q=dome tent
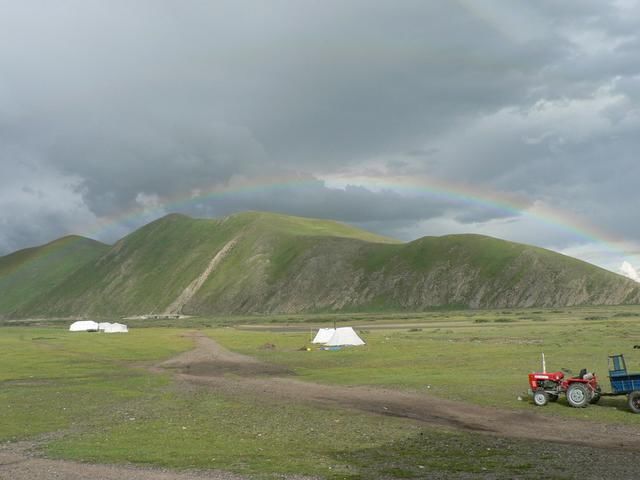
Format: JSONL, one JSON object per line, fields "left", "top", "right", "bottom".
{"left": 69, "top": 321, "right": 99, "bottom": 332}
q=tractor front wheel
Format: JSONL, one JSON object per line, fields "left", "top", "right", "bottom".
{"left": 533, "top": 389, "right": 549, "bottom": 406}
{"left": 567, "top": 383, "right": 589, "bottom": 408}
{"left": 627, "top": 391, "right": 640, "bottom": 413}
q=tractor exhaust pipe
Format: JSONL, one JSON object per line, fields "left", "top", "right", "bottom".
{"left": 542, "top": 353, "right": 546, "bottom": 373}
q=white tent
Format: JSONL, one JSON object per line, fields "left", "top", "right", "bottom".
{"left": 312, "top": 328, "right": 335, "bottom": 344}
{"left": 324, "top": 327, "right": 365, "bottom": 347}
{"left": 98, "top": 322, "right": 112, "bottom": 332}
{"left": 104, "top": 323, "right": 128, "bottom": 333}
{"left": 69, "top": 320, "right": 99, "bottom": 332}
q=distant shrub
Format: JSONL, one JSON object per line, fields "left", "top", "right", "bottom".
{"left": 408, "top": 328, "right": 422, "bottom": 332}
{"left": 584, "top": 316, "right": 607, "bottom": 321}
{"left": 531, "top": 318, "right": 547, "bottom": 322}
{"left": 613, "top": 312, "right": 640, "bottom": 318}
{"left": 494, "top": 318, "right": 516, "bottom": 323}
{"left": 474, "top": 319, "right": 490, "bottom": 323}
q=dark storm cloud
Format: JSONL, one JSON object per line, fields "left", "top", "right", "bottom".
{"left": 173, "top": 181, "right": 452, "bottom": 226}
{"left": 1, "top": 0, "right": 640, "bottom": 266}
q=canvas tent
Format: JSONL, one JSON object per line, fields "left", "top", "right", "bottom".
{"left": 323, "top": 327, "right": 365, "bottom": 347}
{"left": 98, "top": 322, "right": 128, "bottom": 333}
{"left": 312, "top": 328, "right": 335, "bottom": 344}
{"left": 69, "top": 321, "right": 99, "bottom": 332}
{"left": 105, "top": 323, "right": 128, "bottom": 333}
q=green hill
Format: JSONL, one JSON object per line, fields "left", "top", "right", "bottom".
{"left": 0, "top": 235, "right": 109, "bottom": 316}
{"left": 2, "top": 211, "right": 639, "bottom": 317}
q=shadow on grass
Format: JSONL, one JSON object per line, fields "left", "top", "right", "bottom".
{"left": 327, "top": 426, "right": 639, "bottom": 479}
{"left": 327, "top": 431, "right": 533, "bottom": 479}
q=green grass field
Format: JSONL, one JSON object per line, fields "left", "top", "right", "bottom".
{"left": 3, "top": 306, "right": 640, "bottom": 478}
{"left": 210, "top": 307, "right": 640, "bottom": 423}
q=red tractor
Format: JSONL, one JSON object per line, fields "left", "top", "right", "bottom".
{"left": 528, "top": 354, "right": 601, "bottom": 408}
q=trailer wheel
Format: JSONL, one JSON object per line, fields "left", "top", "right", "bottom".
{"left": 533, "top": 389, "right": 549, "bottom": 406}
{"left": 567, "top": 383, "right": 589, "bottom": 408}
{"left": 627, "top": 391, "right": 640, "bottom": 413}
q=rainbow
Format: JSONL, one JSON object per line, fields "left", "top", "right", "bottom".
{"left": 320, "top": 174, "right": 628, "bottom": 246}
{"left": 14, "top": 173, "right": 639, "bottom": 274}
{"left": 321, "top": 174, "right": 640, "bottom": 270}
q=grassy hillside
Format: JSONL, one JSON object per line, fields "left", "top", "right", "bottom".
{"left": 3, "top": 211, "right": 640, "bottom": 317}
{"left": 0, "top": 236, "right": 109, "bottom": 316}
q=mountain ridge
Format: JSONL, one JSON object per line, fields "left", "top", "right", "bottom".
{"left": 1, "top": 211, "right": 638, "bottom": 318}
{"left": 0, "top": 235, "right": 110, "bottom": 315}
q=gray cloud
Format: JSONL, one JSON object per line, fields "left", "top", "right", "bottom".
{"left": 1, "top": 0, "right": 640, "bottom": 272}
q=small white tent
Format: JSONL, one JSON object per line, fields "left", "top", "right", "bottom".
{"left": 104, "top": 323, "right": 128, "bottom": 333}
{"left": 312, "top": 328, "right": 335, "bottom": 344}
{"left": 98, "top": 322, "right": 112, "bottom": 332}
{"left": 69, "top": 321, "right": 99, "bottom": 332}
{"left": 324, "top": 327, "right": 365, "bottom": 347}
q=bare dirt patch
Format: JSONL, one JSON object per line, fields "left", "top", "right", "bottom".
{"left": 155, "top": 333, "right": 293, "bottom": 377}
{"left": 0, "top": 441, "right": 254, "bottom": 480}
{"left": 164, "top": 333, "right": 640, "bottom": 452}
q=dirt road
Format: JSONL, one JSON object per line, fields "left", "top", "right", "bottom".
{"left": 161, "top": 333, "right": 640, "bottom": 451}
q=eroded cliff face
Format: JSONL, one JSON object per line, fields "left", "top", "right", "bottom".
{"left": 182, "top": 234, "right": 640, "bottom": 315}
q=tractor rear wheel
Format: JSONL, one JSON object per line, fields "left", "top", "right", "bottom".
{"left": 567, "top": 383, "right": 589, "bottom": 408}
{"left": 533, "top": 389, "right": 549, "bottom": 406}
{"left": 628, "top": 391, "right": 640, "bottom": 413}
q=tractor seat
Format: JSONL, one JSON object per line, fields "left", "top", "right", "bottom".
{"left": 571, "top": 368, "right": 587, "bottom": 380}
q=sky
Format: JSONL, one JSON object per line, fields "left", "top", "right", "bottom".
{"left": 1, "top": 0, "right": 640, "bottom": 278}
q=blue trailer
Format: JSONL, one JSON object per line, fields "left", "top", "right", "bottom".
{"left": 606, "top": 354, "right": 640, "bottom": 413}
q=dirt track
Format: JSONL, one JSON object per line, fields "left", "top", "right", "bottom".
{"left": 4, "top": 331, "right": 640, "bottom": 480}
{"left": 0, "top": 442, "right": 250, "bottom": 480}
{"left": 161, "top": 333, "right": 640, "bottom": 451}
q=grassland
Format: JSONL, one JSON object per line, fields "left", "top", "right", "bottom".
{"left": 3, "top": 306, "right": 640, "bottom": 478}
{"left": 205, "top": 305, "right": 640, "bottom": 423}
